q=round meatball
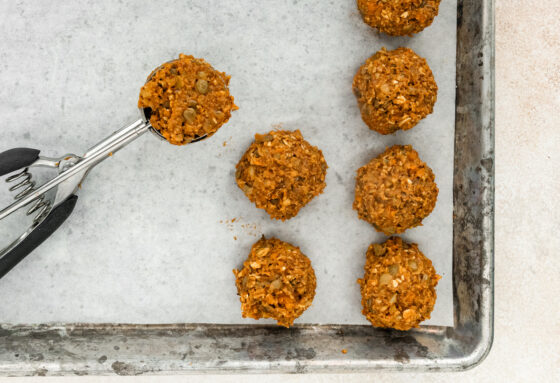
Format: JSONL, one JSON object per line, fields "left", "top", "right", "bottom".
{"left": 236, "top": 130, "right": 328, "bottom": 220}
{"left": 353, "top": 145, "right": 438, "bottom": 235}
{"left": 358, "top": 237, "right": 440, "bottom": 331}
{"left": 138, "top": 54, "right": 237, "bottom": 145}
{"left": 233, "top": 237, "right": 317, "bottom": 327}
{"left": 353, "top": 47, "right": 437, "bottom": 135}
{"left": 357, "top": 0, "right": 441, "bottom": 36}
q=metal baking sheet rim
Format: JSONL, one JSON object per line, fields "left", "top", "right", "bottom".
{"left": 0, "top": 0, "right": 494, "bottom": 375}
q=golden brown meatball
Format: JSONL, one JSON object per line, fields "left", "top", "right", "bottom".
{"left": 353, "top": 145, "right": 438, "bottom": 235}
{"left": 235, "top": 130, "right": 328, "bottom": 220}
{"left": 233, "top": 237, "right": 317, "bottom": 327}
{"left": 358, "top": 237, "right": 440, "bottom": 331}
{"left": 357, "top": 0, "right": 441, "bottom": 36}
{"left": 353, "top": 47, "right": 437, "bottom": 135}
{"left": 138, "top": 54, "right": 238, "bottom": 145}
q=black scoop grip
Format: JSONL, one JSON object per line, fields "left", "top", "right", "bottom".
{"left": 0, "top": 195, "right": 78, "bottom": 280}
{"left": 0, "top": 148, "right": 40, "bottom": 176}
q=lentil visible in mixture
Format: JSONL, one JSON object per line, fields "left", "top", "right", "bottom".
{"left": 358, "top": 237, "right": 440, "bottom": 331}
{"left": 354, "top": 145, "right": 438, "bottom": 235}
{"left": 357, "top": 0, "right": 441, "bottom": 36}
{"left": 353, "top": 47, "right": 437, "bottom": 135}
{"left": 138, "top": 54, "right": 237, "bottom": 145}
{"left": 233, "top": 237, "right": 317, "bottom": 327}
{"left": 235, "top": 130, "right": 328, "bottom": 220}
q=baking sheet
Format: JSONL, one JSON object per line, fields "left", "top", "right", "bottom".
{"left": 0, "top": 0, "right": 455, "bottom": 327}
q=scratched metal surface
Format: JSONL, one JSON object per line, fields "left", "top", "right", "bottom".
{"left": 0, "top": 0, "right": 494, "bottom": 375}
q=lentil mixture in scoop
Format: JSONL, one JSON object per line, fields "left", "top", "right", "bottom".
{"left": 358, "top": 237, "right": 440, "bottom": 331}
{"left": 357, "top": 0, "right": 441, "bottom": 36}
{"left": 138, "top": 54, "right": 238, "bottom": 145}
{"left": 236, "top": 130, "right": 328, "bottom": 220}
{"left": 353, "top": 47, "right": 437, "bottom": 135}
{"left": 353, "top": 145, "right": 438, "bottom": 235}
{"left": 233, "top": 237, "right": 317, "bottom": 327}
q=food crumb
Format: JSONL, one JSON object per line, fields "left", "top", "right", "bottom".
{"left": 342, "top": 349, "right": 347, "bottom": 354}
{"left": 221, "top": 218, "right": 261, "bottom": 237}
{"left": 234, "top": 236, "right": 237, "bottom": 241}
{"left": 222, "top": 136, "right": 233, "bottom": 147}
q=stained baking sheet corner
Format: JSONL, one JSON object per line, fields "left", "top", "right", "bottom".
{"left": 0, "top": 0, "right": 494, "bottom": 374}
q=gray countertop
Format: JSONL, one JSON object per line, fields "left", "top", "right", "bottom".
{"left": 1, "top": 0, "right": 559, "bottom": 381}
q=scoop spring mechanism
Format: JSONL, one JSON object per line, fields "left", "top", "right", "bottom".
{"left": 6, "top": 168, "right": 51, "bottom": 224}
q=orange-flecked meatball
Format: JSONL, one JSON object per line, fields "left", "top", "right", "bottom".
{"left": 138, "top": 54, "right": 237, "bottom": 145}
{"left": 353, "top": 47, "right": 437, "bottom": 135}
{"left": 353, "top": 145, "right": 438, "bottom": 235}
{"left": 358, "top": 237, "right": 440, "bottom": 331}
{"left": 357, "top": 0, "right": 441, "bottom": 36}
{"left": 236, "top": 130, "right": 328, "bottom": 220}
{"left": 233, "top": 237, "right": 317, "bottom": 327}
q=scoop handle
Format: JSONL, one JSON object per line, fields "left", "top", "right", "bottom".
{"left": 0, "top": 148, "right": 40, "bottom": 176}
{"left": 0, "top": 195, "right": 78, "bottom": 280}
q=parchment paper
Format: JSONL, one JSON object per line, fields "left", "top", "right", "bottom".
{"left": 0, "top": 0, "right": 455, "bottom": 326}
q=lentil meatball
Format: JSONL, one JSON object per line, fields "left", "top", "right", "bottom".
{"left": 358, "top": 237, "right": 440, "bottom": 331}
{"left": 353, "top": 47, "right": 437, "bottom": 135}
{"left": 353, "top": 145, "right": 438, "bottom": 235}
{"left": 357, "top": 0, "right": 441, "bottom": 36}
{"left": 236, "top": 130, "right": 328, "bottom": 220}
{"left": 233, "top": 237, "right": 317, "bottom": 327}
{"left": 138, "top": 54, "right": 237, "bottom": 145}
